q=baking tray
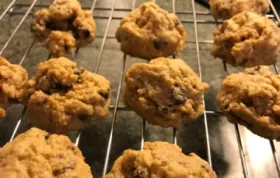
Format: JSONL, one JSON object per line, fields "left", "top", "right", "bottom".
{"left": 0, "top": 0, "right": 280, "bottom": 177}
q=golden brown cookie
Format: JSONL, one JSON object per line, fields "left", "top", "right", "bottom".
{"left": 124, "top": 57, "right": 208, "bottom": 129}
{"left": 104, "top": 142, "right": 217, "bottom": 178}
{"left": 212, "top": 12, "right": 280, "bottom": 67}
{"left": 116, "top": 2, "right": 186, "bottom": 59}
{"left": 217, "top": 66, "right": 280, "bottom": 140}
{"left": 0, "top": 127, "right": 93, "bottom": 178}
{"left": 31, "top": 0, "right": 96, "bottom": 57}
{"left": 23, "top": 57, "right": 110, "bottom": 133}
{"left": 210, "top": 0, "right": 270, "bottom": 19}
{"left": 0, "top": 56, "right": 28, "bottom": 119}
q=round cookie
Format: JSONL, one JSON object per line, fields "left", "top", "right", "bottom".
{"left": 212, "top": 12, "right": 280, "bottom": 67}
{"left": 31, "top": 0, "right": 96, "bottom": 57}
{"left": 124, "top": 57, "right": 209, "bottom": 129}
{"left": 104, "top": 142, "right": 217, "bottom": 178}
{"left": 116, "top": 2, "right": 186, "bottom": 59}
{"left": 217, "top": 66, "right": 280, "bottom": 140}
{"left": 0, "top": 127, "right": 93, "bottom": 178}
{"left": 0, "top": 56, "right": 28, "bottom": 119}
{"left": 23, "top": 57, "right": 110, "bottom": 133}
{"left": 210, "top": 0, "right": 270, "bottom": 19}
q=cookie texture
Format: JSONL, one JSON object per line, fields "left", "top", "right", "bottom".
{"left": 31, "top": 0, "right": 96, "bottom": 57}
{"left": 116, "top": 2, "right": 186, "bottom": 59}
{"left": 23, "top": 57, "right": 110, "bottom": 133}
{"left": 124, "top": 57, "right": 208, "bottom": 129}
{"left": 210, "top": 0, "right": 269, "bottom": 19}
{"left": 0, "top": 127, "right": 93, "bottom": 178}
{"left": 212, "top": 12, "right": 280, "bottom": 67}
{"left": 217, "top": 66, "right": 280, "bottom": 140}
{"left": 104, "top": 142, "right": 217, "bottom": 178}
{"left": 0, "top": 56, "right": 28, "bottom": 119}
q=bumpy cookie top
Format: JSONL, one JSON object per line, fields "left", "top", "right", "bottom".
{"left": 116, "top": 2, "right": 186, "bottom": 59}
{"left": 0, "top": 127, "right": 93, "bottom": 178}
{"left": 23, "top": 57, "right": 110, "bottom": 133}
{"left": 31, "top": 0, "right": 96, "bottom": 56}
{"left": 125, "top": 57, "right": 208, "bottom": 129}
{"left": 104, "top": 142, "right": 217, "bottom": 178}
{"left": 0, "top": 57, "right": 28, "bottom": 118}
{"left": 210, "top": 0, "right": 269, "bottom": 19}
{"left": 217, "top": 66, "right": 280, "bottom": 139}
{"left": 0, "top": 56, "right": 28, "bottom": 99}
{"left": 212, "top": 12, "right": 280, "bottom": 67}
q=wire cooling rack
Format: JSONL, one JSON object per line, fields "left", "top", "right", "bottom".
{"left": 0, "top": 0, "right": 280, "bottom": 177}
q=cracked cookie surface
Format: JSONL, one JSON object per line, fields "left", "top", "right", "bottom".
{"left": 217, "top": 66, "right": 280, "bottom": 140}
{"left": 210, "top": 0, "right": 269, "bottom": 19}
{"left": 116, "top": 2, "right": 186, "bottom": 59}
{"left": 212, "top": 12, "right": 280, "bottom": 67}
{"left": 104, "top": 142, "right": 217, "bottom": 178}
{"left": 124, "top": 57, "right": 208, "bottom": 129}
{"left": 31, "top": 0, "right": 96, "bottom": 57}
{"left": 23, "top": 57, "right": 110, "bottom": 133}
{"left": 0, "top": 127, "right": 93, "bottom": 178}
{"left": 0, "top": 56, "right": 28, "bottom": 119}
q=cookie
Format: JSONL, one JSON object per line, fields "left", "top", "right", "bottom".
{"left": 23, "top": 57, "right": 110, "bottom": 133}
{"left": 212, "top": 12, "right": 280, "bottom": 67}
{"left": 124, "top": 57, "right": 209, "bottom": 129}
{"left": 0, "top": 56, "right": 28, "bottom": 119}
{"left": 217, "top": 66, "right": 280, "bottom": 140}
{"left": 210, "top": 0, "right": 270, "bottom": 19}
{"left": 104, "top": 142, "right": 217, "bottom": 178}
{"left": 31, "top": 0, "right": 96, "bottom": 57}
{"left": 116, "top": 2, "right": 186, "bottom": 59}
{"left": 0, "top": 127, "right": 93, "bottom": 178}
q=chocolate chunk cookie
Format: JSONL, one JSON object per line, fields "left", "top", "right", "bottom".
{"left": 23, "top": 57, "right": 110, "bottom": 133}
{"left": 210, "top": 0, "right": 270, "bottom": 19}
{"left": 124, "top": 57, "right": 209, "bottom": 129}
{"left": 0, "top": 127, "right": 93, "bottom": 178}
{"left": 212, "top": 12, "right": 280, "bottom": 67}
{"left": 31, "top": 0, "right": 96, "bottom": 57}
{"left": 217, "top": 66, "right": 280, "bottom": 140}
{"left": 104, "top": 142, "right": 217, "bottom": 178}
{"left": 0, "top": 56, "right": 28, "bottom": 119}
{"left": 116, "top": 2, "right": 186, "bottom": 59}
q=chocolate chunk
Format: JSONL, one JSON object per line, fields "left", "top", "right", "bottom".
{"left": 46, "top": 21, "right": 60, "bottom": 31}
{"left": 52, "top": 169, "right": 62, "bottom": 176}
{"left": 45, "top": 133, "right": 51, "bottom": 140}
{"left": 78, "top": 28, "right": 90, "bottom": 39}
{"left": 98, "top": 91, "right": 109, "bottom": 100}
{"left": 153, "top": 39, "right": 161, "bottom": 50}
{"left": 171, "top": 87, "right": 187, "bottom": 105}
{"left": 64, "top": 45, "right": 69, "bottom": 52}
{"left": 241, "top": 97, "right": 253, "bottom": 107}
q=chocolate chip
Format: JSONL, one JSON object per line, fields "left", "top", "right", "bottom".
{"left": 80, "top": 29, "right": 90, "bottom": 38}
{"left": 171, "top": 87, "right": 187, "bottom": 105}
{"left": 45, "top": 134, "right": 51, "bottom": 140}
{"left": 46, "top": 21, "right": 60, "bottom": 31}
{"left": 64, "top": 45, "right": 69, "bottom": 52}
{"left": 98, "top": 91, "right": 109, "bottom": 100}
{"left": 53, "top": 169, "right": 61, "bottom": 176}
{"left": 153, "top": 39, "right": 161, "bottom": 50}
{"left": 241, "top": 98, "right": 253, "bottom": 107}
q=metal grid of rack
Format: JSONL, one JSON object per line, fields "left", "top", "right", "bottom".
{"left": 0, "top": 0, "right": 280, "bottom": 177}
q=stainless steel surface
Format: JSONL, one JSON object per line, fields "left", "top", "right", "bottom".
{"left": 0, "top": 0, "right": 280, "bottom": 178}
